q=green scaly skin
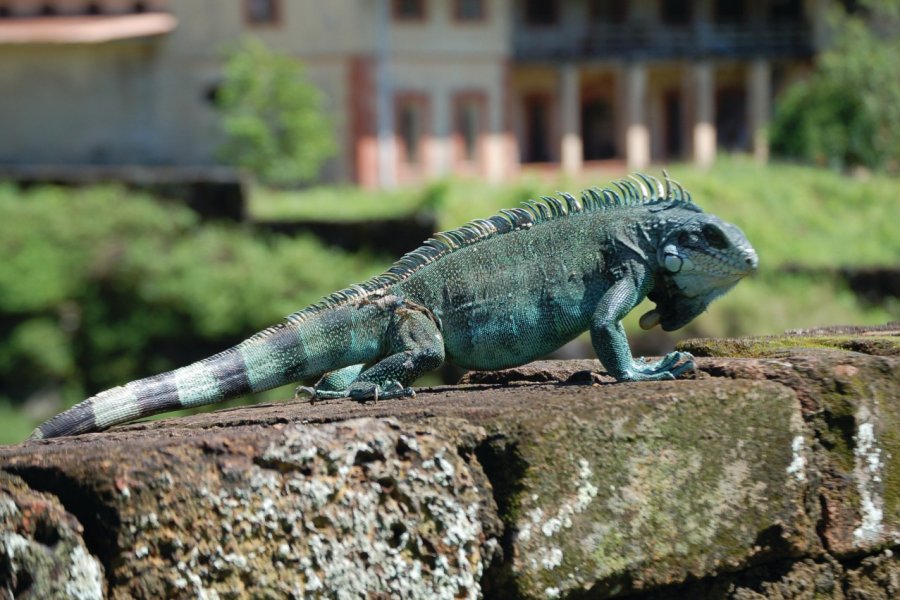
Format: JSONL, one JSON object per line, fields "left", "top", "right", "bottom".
{"left": 30, "top": 173, "right": 757, "bottom": 440}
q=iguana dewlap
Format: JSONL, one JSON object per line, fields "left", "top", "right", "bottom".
{"left": 31, "top": 173, "right": 757, "bottom": 439}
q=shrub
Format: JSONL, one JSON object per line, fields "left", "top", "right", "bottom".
{"left": 770, "top": 78, "right": 881, "bottom": 169}
{"left": 770, "top": 0, "right": 900, "bottom": 170}
{"left": 216, "top": 37, "right": 336, "bottom": 185}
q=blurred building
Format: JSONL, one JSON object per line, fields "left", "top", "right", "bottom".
{"left": 0, "top": 0, "right": 828, "bottom": 187}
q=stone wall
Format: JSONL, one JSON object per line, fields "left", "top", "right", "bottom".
{"left": 1, "top": 326, "right": 897, "bottom": 598}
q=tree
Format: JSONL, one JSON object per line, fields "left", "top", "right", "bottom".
{"left": 771, "top": 0, "right": 900, "bottom": 170}
{"left": 216, "top": 38, "right": 336, "bottom": 186}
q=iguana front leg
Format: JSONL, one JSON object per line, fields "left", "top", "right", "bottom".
{"left": 591, "top": 271, "right": 693, "bottom": 381}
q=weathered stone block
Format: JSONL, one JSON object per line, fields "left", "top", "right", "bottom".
{"left": 0, "top": 326, "right": 897, "bottom": 598}
{"left": 0, "top": 472, "right": 104, "bottom": 599}
{"left": 496, "top": 380, "right": 815, "bottom": 598}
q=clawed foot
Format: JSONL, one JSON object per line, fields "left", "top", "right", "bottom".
{"left": 621, "top": 351, "right": 694, "bottom": 381}
{"left": 349, "top": 380, "right": 416, "bottom": 402}
{"left": 293, "top": 385, "right": 346, "bottom": 403}
{"left": 293, "top": 381, "right": 417, "bottom": 404}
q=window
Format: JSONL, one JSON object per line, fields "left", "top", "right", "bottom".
{"left": 523, "top": 94, "right": 551, "bottom": 163}
{"left": 716, "top": 87, "right": 748, "bottom": 151}
{"left": 589, "top": 0, "right": 627, "bottom": 24}
{"left": 459, "top": 104, "right": 479, "bottom": 160}
{"left": 661, "top": 0, "right": 691, "bottom": 25}
{"left": 662, "top": 90, "right": 683, "bottom": 158}
{"left": 454, "top": 0, "right": 485, "bottom": 22}
{"left": 455, "top": 94, "right": 485, "bottom": 162}
{"left": 204, "top": 82, "right": 222, "bottom": 106}
{"left": 714, "top": 0, "right": 746, "bottom": 23}
{"left": 245, "top": 0, "right": 280, "bottom": 26}
{"left": 524, "top": 0, "right": 558, "bottom": 26}
{"left": 397, "top": 98, "right": 425, "bottom": 164}
{"left": 769, "top": 0, "right": 802, "bottom": 21}
{"left": 393, "top": 0, "right": 425, "bottom": 21}
{"left": 581, "top": 99, "right": 616, "bottom": 160}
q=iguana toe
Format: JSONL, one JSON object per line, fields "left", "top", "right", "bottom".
{"left": 293, "top": 385, "right": 317, "bottom": 402}
{"left": 348, "top": 381, "right": 415, "bottom": 402}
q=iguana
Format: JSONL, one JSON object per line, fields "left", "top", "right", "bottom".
{"left": 30, "top": 173, "right": 757, "bottom": 440}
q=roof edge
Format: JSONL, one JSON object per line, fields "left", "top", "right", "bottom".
{"left": 0, "top": 13, "right": 177, "bottom": 45}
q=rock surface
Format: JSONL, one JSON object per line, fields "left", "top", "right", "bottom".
{"left": 1, "top": 325, "right": 898, "bottom": 599}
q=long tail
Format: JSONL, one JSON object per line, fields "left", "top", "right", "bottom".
{"left": 29, "top": 310, "right": 361, "bottom": 439}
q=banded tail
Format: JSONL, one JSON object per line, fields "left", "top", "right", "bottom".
{"left": 29, "top": 305, "right": 367, "bottom": 439}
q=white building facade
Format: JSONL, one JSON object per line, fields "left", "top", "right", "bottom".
{"left": 0, "top": 0, "right": 827, "bottom": 187}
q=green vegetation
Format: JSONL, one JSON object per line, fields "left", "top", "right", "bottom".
{"left": 0, "top": 159, "right": 896, "bottom": 443}
{"left": 250, "top": 185, "right": 429, "bottom": 222}
{"left": 771, "top": 0, "right": 900, "bottom": 170}
{"left": 0, "top": 184, "right": 380, "bottom": 443}
{"left": 216, "top": 37, "right": 336, "bottom": 185}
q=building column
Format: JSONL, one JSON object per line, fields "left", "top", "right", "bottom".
{"left": 432, "top": 89, "right": 452, "bottom": 177}
{"left": 560, "top": 63, "right": 582, "bottom": 176}
{"left": 374, "top": 0, "right": 397, "bottom": 188}
{"left": 692, "top": 61, "right": 715, "bottom": 168}
{"left": 625, "top": 62, "right": 650, "bottom": 170}
{"left": 748, "top": 58, "right": 771, "bottom": 163}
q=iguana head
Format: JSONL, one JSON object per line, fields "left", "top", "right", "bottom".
{"left": 642, "top": 213, "right": 758, "bottom": 331}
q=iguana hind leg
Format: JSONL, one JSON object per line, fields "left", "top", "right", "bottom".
{"left": 348, "top": 307, "right": 444, "bottom": 401}
{"left": 298, "top": 304, "right": 444, "bottom": 402}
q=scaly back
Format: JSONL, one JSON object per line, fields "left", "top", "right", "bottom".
{"left": 275, "top": 172, "right": 699, "bottom": 334}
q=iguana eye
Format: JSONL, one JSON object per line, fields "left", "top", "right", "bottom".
{"left": 701, "top": 225, "right": 727, "bottom": 249}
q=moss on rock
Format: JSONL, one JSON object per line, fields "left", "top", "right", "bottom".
{"left": 496, "top": 380, "right": 815, "bottom": 598}
{"left": 678, "top": 325, "right": 900, "bottom": 358}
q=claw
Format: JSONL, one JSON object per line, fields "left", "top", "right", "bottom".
{"left": 658, "top": 353, "right": 680, "bottom": 370}
{"left": 294, "top": 385, "right": 317, "bottom": 403}
{"left": 669, "top": 359, "right": 695, "bottom": 378}
{"left": 343, "top": 380, "right": 418, "bottom": 403}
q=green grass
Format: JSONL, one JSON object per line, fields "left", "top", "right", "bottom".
{"left": 249, "top": 185, "right": 428, "bottom": 221}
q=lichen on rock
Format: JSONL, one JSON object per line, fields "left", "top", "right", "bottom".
{"left": 113, "top": 418, "right": 491, "bottom": 599}
{"left": 0, "top": 472, "right": 104, "bottom": 600}
{"left": 503, "top": 380, "right": 815, "bottom": 598}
